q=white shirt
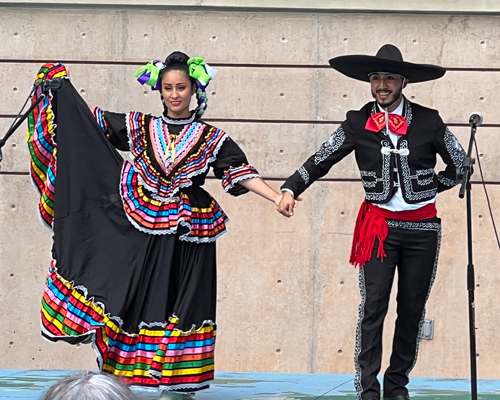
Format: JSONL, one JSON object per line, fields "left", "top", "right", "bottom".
{"left": 376, "top": 100, "right": 437, "bottom": 211}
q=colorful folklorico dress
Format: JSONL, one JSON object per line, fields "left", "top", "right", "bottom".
{"left": 28, "top": 64, "right": 259, "bottom": 391}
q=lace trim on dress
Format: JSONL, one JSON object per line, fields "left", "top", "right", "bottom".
{"left": 161, "top": 111, "right": 197, "bottom": 125}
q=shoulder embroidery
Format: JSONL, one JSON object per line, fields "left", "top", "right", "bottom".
{"left": 444, "top": 127, "right": 466, "bottom": 168}
{"left": 314, "top": 126, "right": 346, "bottom": 165}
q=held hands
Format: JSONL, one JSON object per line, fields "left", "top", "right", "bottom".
{"left": 276, "top": 191, "right": 301, "bottom": 218}
{"left": 239, "top": 178, "right": 300, "bottom": 217}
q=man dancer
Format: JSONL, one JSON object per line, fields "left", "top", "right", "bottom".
{"left": 278, "top": 44, "right": 466, "bottom": 400}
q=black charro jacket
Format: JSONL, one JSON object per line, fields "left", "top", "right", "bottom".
{"left": 282, "top": 98, "right": 466, "bottom": 204}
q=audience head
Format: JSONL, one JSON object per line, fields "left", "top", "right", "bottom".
{"left": 41, "top": 372, "right": 137, "bottom": 400}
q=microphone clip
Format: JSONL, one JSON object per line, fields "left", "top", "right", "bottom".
{"left": 44, "top": 77, "right": 65, "bottom": 91}
{"left": 469, "top": 112, "right": 483, "bottom": 127}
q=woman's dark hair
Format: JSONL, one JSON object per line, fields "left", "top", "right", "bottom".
{"left": 160, "top": 51, "right": 195, "bottom": 86}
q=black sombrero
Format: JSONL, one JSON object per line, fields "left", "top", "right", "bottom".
{"left": 328, "top": 44, "right": 446, "bottom": 83}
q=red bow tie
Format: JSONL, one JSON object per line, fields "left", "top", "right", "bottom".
{"left": 365, "top": 112, "right": 408, "bottom": 135}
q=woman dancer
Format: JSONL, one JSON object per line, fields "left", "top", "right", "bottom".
{"left": 28, "top": 52, "right": 284, "bottom": 399}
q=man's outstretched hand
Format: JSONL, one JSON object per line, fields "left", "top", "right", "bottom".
{"left": 277, "top": 191, "right": 300, "bottom": 217}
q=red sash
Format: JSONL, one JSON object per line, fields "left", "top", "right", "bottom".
{"left": 349, "top": 201, "right": 437, "bottom": 268}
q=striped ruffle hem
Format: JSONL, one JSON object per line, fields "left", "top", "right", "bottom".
{"left": 41, "top": 261, "right": 216, "bottom": 390}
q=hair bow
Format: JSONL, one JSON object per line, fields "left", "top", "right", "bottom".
{"left": 187, "top": 57, "right": 217, "bottom": 87}
{"left": 134, "top": 60, "right": 164, "bottom": 90}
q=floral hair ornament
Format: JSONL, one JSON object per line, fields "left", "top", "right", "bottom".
{"left": 187, "top": 57, "right": 218, "bottom": 117}
{"left": 134, "top": 60, "right": 165, "bottom": 91}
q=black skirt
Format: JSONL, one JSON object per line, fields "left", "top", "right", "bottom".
{"left": 35, "top": 80, "right": 217, "bottom": 391}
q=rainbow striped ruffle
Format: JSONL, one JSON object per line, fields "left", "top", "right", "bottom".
{"left": 42, "top": 261, "right": 216, "bottom": 390}
{"left": 121, "top": 162, "right": 228, "bottom": 241}
{"left": 27, "top": 63, "right": 68, "bottom": 228}
{"left": 222, "top": 164, "right": 260, "bottom": 193}
{"left": 93, "top": 107, "right": 109, "bottom": 138}
{"left": 125, "top": 111, "right": 228, "bottom": 200}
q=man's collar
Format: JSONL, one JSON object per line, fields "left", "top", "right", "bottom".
{"left": 376, "top": 97, "right": 405, "bottom": 116}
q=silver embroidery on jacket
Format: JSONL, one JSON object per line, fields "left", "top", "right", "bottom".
{"left": 365, "top": 140, "right": 392, "bottom": 201}
{"left": 404, "top": 98, "right": 413, "bottom": 126}
{"left": 360, "top": 170, "right": 377, "bottom": 188}
{"left": 437, "top": 173, "right": 460, "bottom": 187}
{"left": 444, "top": 127, "right": 466, "bottom": 168}
{"left": 399, "top": 140, "right": 437, "bottom": 201}
{"left": 298, "top": 166, "right": 310, "bottom": 184}
{"left": 314, "top": 127, "right": 346, "bottom": 165}
{"left": 416, "top": 168, "right": 435, "bottom": 186}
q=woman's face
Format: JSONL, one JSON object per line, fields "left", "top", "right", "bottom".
{"left": 161, "top": 70, "right": 196, "bottom": 119}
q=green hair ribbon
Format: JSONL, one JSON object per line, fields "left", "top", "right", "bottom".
{"left": 188, "top": 57, "right": 217, "bottom": 87}
{"left": 134, "top": 60, "right": 164, "bottom": 88}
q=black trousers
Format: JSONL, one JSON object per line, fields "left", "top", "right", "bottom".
{"left": 354, "top": 219, "right": 441, "bottom": 400}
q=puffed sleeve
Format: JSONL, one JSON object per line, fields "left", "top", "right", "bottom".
{"left": 435, "top": 125, "right": 466, "bottom": 192}
{"left": 211, "top": 137, "right": 260, "bottom": 196}
{"left": 281, "top": 122, "right": 356, "bottom": 198}
{"left": 93, "top": 107, "right": 129, "bottom": 151}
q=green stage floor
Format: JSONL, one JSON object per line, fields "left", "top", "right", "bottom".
{"left": 0, "top": 370, "right": 498, "bottom": 399}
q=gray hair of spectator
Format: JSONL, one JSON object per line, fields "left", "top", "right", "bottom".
{"left": 41, "top": 372, "right": 138, "bottom": 400}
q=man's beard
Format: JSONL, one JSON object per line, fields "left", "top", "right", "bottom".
{"left": 372, "top": 85, "right": 403, "bottom": 109}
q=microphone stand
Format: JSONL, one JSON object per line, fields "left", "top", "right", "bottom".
{"left": 457, "top": 120, "right": 478, "bottom": 400}
{"left": 0, "top": 79, "right": 63, "bottom": 170}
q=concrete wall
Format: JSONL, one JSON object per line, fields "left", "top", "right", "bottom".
{"left": 1, "top": 5, "right": 500, "bottom": 380}
{"left": 3, "top": 0, "right": 500, "bottom": 13}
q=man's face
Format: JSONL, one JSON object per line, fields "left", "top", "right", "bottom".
{"left": 369, "top": 72, "right": 406, "bottom": 111}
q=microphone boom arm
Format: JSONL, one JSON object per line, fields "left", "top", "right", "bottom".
{"left": 0, "top": 79, "right": 63, "bottom": 169}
